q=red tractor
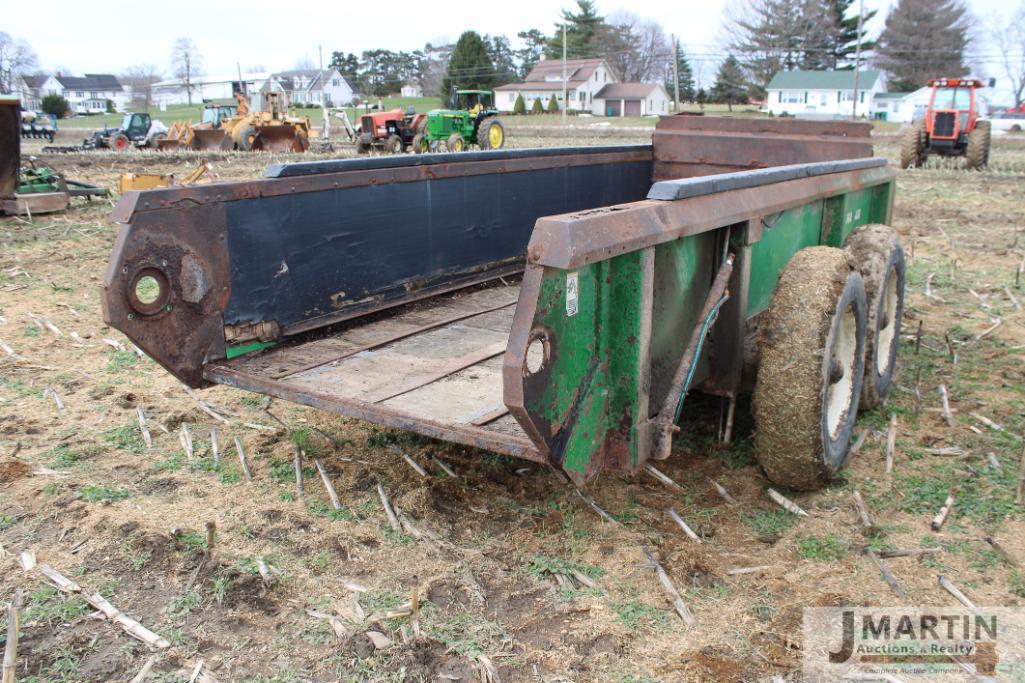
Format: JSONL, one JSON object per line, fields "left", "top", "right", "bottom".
{"left": 901, "top": 78, "right": 990, "bottom": 170}
{"left": 356, "top": 107, "right": 426, "bottom": 154}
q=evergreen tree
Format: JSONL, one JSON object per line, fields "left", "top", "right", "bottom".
{"left": 513, "top": 93, "right": 526, "bottom": 115}
{"left": 726, "top": 0, "right": 807, "bottom": 98}
{"left": 443, "top": 31, "right": 495, "bottom": 96}
{"left": 875, "top": 0, "right": 971, "bottom": 91}
{"left": 828, "top": 0, "right": 877, "bottom": 68}
{"left": 664, "top": 38, "right": 696, "bottom": 103}
{"left": 545, "top": 0, "right": 607, "bottom": 59}
{"left": 695, "top": 87, "right": 707, "bottom": 110}
{"left": 516, "top": 29, "right": 547, "bottom": 78}
{"left": 530, "top": 97, "right": 544, "bottom": 114}
{"left": 711, "top": 55, "right": 747, "bottom": 111}
{"left": 547, "top": 94, "right": 560, "bottom": 112}
{"left": 486, "top": 35, "right": 518, "bottom": 85}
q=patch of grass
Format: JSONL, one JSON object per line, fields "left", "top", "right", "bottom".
{"left": 106, "top": 349, "right": 139, "bottom": 372}
{"left": 24, "top": 585, "right": 90, "bottom": 624}
{"left": 525, "top": 554, "right": 604, "bottom": 581}
{"left": 104, "top": 424, "right": 146, "bottom": 452}
{"left": 128, "top": 551, "right": 151, "bottom": 570}
{"left": 270, "top": 457, "right": 313, "bottom": 483}
{"left": 176, "top": 531, "right": 207, "bottom": 550}
{"left": 47, "top": 445, "right": 83, "bottom": 468}
{"left": 307, "top": 498, "right": 356, "bottom": 521}
{"left": 156, "top": 450, "right": 185, "bottom": 471}
{"left": 362, "top": 589, "right": 407, "bottom": 613}
{"left": 79, "top": 484, "right": 130, "bottom": 502}
{"left": 1010, "top": 570, "right": 1025, "bottom": 599}
{"left": 796, "top": 534, "right": 849, "bottom": 562}
{"left": 0, "top": 514, "right": 16, "bottom": 530}
{"left": 744, "top": 509, "right": 797, "bottom": 540}
{"left": 608, "top": 600, "right": 668, "bottom": 630}
{"left": 426, "top": 611, "right": 505, "bottom": 658}
{"left": 291, "top": 427, "right": 321, "bottom": 457}
{"left": 218, "top": 469, "right": 241, "bottom": 484}
{"left": 308, "top": 551, "right": 331, "bottom": 573}
{"left": 167, "top": 590, "right": 202, "bottom": 619}
{"left": 23, "top": 325, "right": 39, "bottom": 337}
{"left": 239, "top": 394, "right": 267, "bottom": 408}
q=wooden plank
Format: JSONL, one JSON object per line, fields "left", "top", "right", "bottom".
{"left": 382, "top": 357, "right": 506, "bottom": 423}
{"left": 367, "top": 340, "right": 507, "bottom": 403}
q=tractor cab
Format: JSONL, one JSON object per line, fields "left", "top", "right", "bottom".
{"left": 118, "top": 113, "right": 152, "bottom": 141}
{"left": 924, "top": 78, "right": 983, "bottom": 146}
{"left": 454, "top": 90, "right": 495, "bottom": 119}
{"left": 201, "top": 104, "right": 238, "bottom": 129}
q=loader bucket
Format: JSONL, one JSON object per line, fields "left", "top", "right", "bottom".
{"left": 156, "top": 138, "right": 184, "bottom": 152}
{"left": 190, "top": 129, "right": 233, "bottom": 151}
{"left": 251, "top": 125, "right": 308, "bottom": 153}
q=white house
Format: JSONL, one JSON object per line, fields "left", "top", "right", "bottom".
{"left": 593, "top": 83, "right": 670, "bottom": 117}
{"left": 40, "top": 73, "right": 128, "bottom": 114}
{"left": 400, "top": 83, "right": 423, "bottom": 98}
{"left": 151, "top": 73, "right": 271, "bottom": 108}
{"left": 766, "top": 69, "right": 886, "bottom": 118}
{"left": 261, "top": 69, "right": 355, "bottom": 107}
{"left": 13, "top": 74, "right": 46, "bottom": 110}
{"left": 494, "top": 58, "right": 615, "bottom": 114}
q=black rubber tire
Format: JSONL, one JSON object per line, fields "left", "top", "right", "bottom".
{"left": 844, "top": 224, "right": 905, "bottom": 410}
{"left": 753, "top": 247, "right": 868, "bottom": 491}
{"left": 476, "top": 117, "right": 505, "bottom": 150}
{"left": 411, "top": 133, "right": 427, "bottom": 154}
{"left": 237, "top": 126, "right": 257, "bottom": 152}
{"left": 385, "top": 134, "right": 402, "bottom": 154}
{"left": 446, "top": 133, "right": 464, "bottom": 152}
{"left": 965, "top": 121, "right": 990, "bottom": 170}
{"left": 110, "top": 132, "right": 130, "bottom": 152}
{"left": 899, "top": 121, "right": 925, "bottom": 168}
{"left": 149, "top": 133, "right": 166, "bottom": 149}
{"left": 356, "top": 133, "right": 372, "bottom": 154}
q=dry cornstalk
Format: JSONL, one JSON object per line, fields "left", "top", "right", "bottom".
{"left": 377, "top": 483, "right": 401, "bottom": 531}
{"left": 410, "top": 576, "right": 421, "bottom": 636}
{"left": 129, "top": 654, "right": 158, "bottom": 683}
{"left": 851, "top": 490, "right": 880, "bottom": 537}
{"left": 293, "top": 447, "right": 304, "bottom": 499}
{"left": 210, "top": 428, "right": 221, "bottom": 469}
{"left": 179, "top": 424, "right": 194, "bottom": 461}
{"left": 136, "top": 408, "right": 152, "bottom": 448}
{"left": 667, "top": 508, "right": 702, "bottom": 543}
{"left": 983, "top": 537, "right": 1019, "bottom": 568}
{"left": 975, "top": 317, "right": 1003, "bottom": 341}
{"left": 931, "top": 485, "right": 958, "bottom": 531}
{"left": 970, "top": 412, "right": 1003, "bottom": 432}
{"left": 3, "top": 590, "right": 21, "bottom": 683}
{"left": 767, "top": 488, "right": 809, "bottom": 517}
{"left": 570, "top": 569, "right": 601, "bottom": 591}
{"left": 575, "top": 489, "right": 620, "bottom": 525}
{"left": 885, "top": 414, "right": 897, "bottom": 475}
{"left": 315, "top": 459, "right": 342, "bottom": 510}
{"left": 707, "top": 478, "right": 738, "bottom": 506}
{"left": 256, "top": 557, "right": 275, "bottom": 587}
{"left": 431, "top": 455, "right": 457, "bottom": 478}
{"left": 968, "top": 288, "right": 991, "bottom": 310}
{"left": 923, "top": 446, "right": 963, "bottom": 456}
{"left": 864, "top": 547, "right": 907, "bottom": 599}
{"left": 938, "top": 384, "right": 955, "bottom": 428}
{"left": 0, "top": 339, "right": 16, "bottom": 358}
{"left": 305, "top": 608, "right": 350, "bottom": 639}
{"left": 726, "top": 565, "right": 771, "bottom": 576}
{"left": 233, "top": 437, "right": 253, "bottom": 481}
{"left": 48, "top": 387, "right": 64, "bottom": 412}
{"left": 938, "top": 575, "right": 981, "bottom": 616}
{"left": 877, "top": 547, "right": 942, "bottom": 559}
{"left": 1005, "top": 286, "right": 1022, "bottom": 312}
{"left": 1016, "top": 441, "right": 1025, "bottom": 506}
{"left": 389, "top": 446, "right": 427, "bottom": 477}
{"left": 646, "top": 464, "right": 682, "bottom": 490}
{"left": 641, "top": 547, "right": 695, "bottom": 626}
{"left": 924, "top": 272, "right": 944, "bottom": 302}
{"left": 204, "top": 521, "right": 216, "bottom": 556}
{"left": 179, "top": 384, "right": 231, "bottom": 424}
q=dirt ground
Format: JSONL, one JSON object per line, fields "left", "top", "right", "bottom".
{"left": 2, "top": 125, "right": 1025, "bottom": 683}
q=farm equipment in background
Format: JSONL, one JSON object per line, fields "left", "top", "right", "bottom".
{"left": 118, "top": 159, "right": 215, "bottom": 193}
{"left": 21, "top": 111, "right": 56, "bottom": 141}
{"left": 415, "top": 89, "right": 505, "bottom": 152}
{"left": 901, "top": 78, "right": 991, "bottom": 170}
{"left": 88, "top": 112, "right": 169, "bottom": 151}
{"left": 356, "top": 107, "right": 426, "bottom": 154}
{"left": 225, "top": 92, "right": 313, "bottom": 152}
{"left": 158, "top": 103, "right": 238, "bottom": 151}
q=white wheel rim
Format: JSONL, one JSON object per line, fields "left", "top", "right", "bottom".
{"left": 826, "top": 303, "right": 858, "bottom": 440}
{"left": 876, "top": 269, "right": 898, "bottom": 376}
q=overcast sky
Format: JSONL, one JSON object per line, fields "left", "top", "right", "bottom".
{"left": 10, "top": 0, "right": 1019, "bottom": 103}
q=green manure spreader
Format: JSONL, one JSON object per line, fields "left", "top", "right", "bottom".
{"left": 102, "top": 116, "right": 903, "bottom": 490}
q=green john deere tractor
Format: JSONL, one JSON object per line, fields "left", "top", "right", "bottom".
{"left": 413, "top": 89, "right": 505, "bottom": 153}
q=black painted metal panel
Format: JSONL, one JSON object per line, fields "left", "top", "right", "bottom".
{"left": 225, "top": 158, "right": 653, "bottom": 331}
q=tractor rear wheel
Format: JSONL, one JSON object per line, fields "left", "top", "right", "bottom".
{"left": 237, "top": 126, "right": 257, "bottom": 152}
{"left": 965, "top": 120, "right": 990, "bottom": 170}
{"left": 477, "top": 117, "right": 505, "bottom": 150}
{"left": 110, "top": 133, "right": 131, "bottom": 152}
{"left": 844, "top": 224, "right": 905, "bottom": 410}
{"left": 446, "top": 133, "right": 464, "bottom": 152}
{"left": 753, "top": 247, "right": 867, "bottom": 491}
{"left": 411, "top": 133, "right": 427, "bottom": 154}
{"left": 385, "top": 134, "right": 403, "bottom": 154}
{"left": 899, "top": 120, "right": 925, "bottom": 168}
{"left": 356, "top": 133, "right": 373, "bottom": 154}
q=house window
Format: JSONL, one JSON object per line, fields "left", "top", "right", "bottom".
{"left": 840, "top": 91, "right": 853, "bottom": 102}
{"left": 332, "top": 79, "right": 339, "bottom": 87}
{"left": 76, "top": 91, "right": 84, "bottom": 98}
{"left": 91, "top": 91, "right": 98, "bottom": 98}
{"left": 781, "top": 91, "right": 803, "bottom": 104}
{"left": 860, "top": 91, "right": 865, "bottom": 103}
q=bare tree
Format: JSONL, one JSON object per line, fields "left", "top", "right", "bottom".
{"left": 294, "top": 55, "right": 315, "bottom": 70}
{"left": 722, "top": 0, "right": 810, "bottom": 98}
{"left": 123, "top": 64, "right": 163, "bottom": 111}
{"left": 601, "top": 12, "right": 670, "bottom": 82}
{"left": 171, "top": 37, "right": 204, "bottom": 105}
{"left": 992, "top": 2, "right": 1025, "bottom": 108}
{"left": 0, "top": 32, "right": 38, "bottom": 94}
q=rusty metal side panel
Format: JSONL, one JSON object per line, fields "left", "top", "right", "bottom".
{"left": 652, "top": 115, "right": 875, "bottom": 180}
{"left": 0, "top": 100, "right": 19, "bottom": 200}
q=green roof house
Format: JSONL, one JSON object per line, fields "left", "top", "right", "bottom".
{"left": 766, "top": 70, "right": 886, "bottom": 119}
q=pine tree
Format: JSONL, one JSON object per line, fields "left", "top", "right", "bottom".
{"left": 665, "top": 38, "right": 696, "bottom": 103}
{"left": 442, "top": 31, "right": 495, "bottom": 96}
{"left": 711, "top": 55, "right": 747, "bottom": 111}
{"left": 547, "top": 94, "right": 560, "bottom": 113}
{"left": 726, "top": 0, "right": 807, "bottom": 98}
{"left": 829, "top": 0, "right": 877, "bottom": 68}
{"left": 530, "top": 97, "right": 544, "bottom": 114}
{"left": 695, "top": 88, "right": 707, "bottom": 110}
{"left": 875, "top": 0, "right": 971, "bottom": 91}
{"left": 513, "top": 93, "right": 526, "bottom": 115}
{"left": 545, "top": 0, "right": 607, "bottom": 59}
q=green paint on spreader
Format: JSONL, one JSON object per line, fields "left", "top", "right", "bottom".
{"left": 226, "top": 340, "right": 277, "bottom": 359}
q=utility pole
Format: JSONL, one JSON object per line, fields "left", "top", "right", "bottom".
{"left": 561, "top": 24, "right": 567, "bottom": 126}
{"left": 671, "top": 36, "right": 680, "bottom": 113}
{"left": 319, "top": 44, "right": 329, "bottom": 139}
{"left": 851, "top": 0, "right": 864, "bottom": 120}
